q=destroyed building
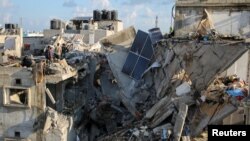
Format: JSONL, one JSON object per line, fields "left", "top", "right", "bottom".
{"left": 0, "top": 66, "right": 45, "bottom": 140}
{"left": 23, "top": 10, "right": 123, "bottom": 56}
{"left": 175, "top": 0, "right": 250, "bottom": 81}
{"left": 0, "top": 1, "right": 250, "bottom": 141}
{"left": 0, "top": 24, "right": 23, "bottom": 64}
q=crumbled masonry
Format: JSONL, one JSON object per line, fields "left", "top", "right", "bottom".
{"left": 1, "top": 19, "right": 250, "bottom": 141}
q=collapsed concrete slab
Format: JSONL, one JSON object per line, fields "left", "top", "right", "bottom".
{"left": 153, "top": 40, "right": 248, "bottom": 98}
{"left": 100, "top": 27, "right": 142, "bottom": 118}
{"left": 45, "top": 59, "right": 77, "bottom": 84}
{"left": 43, "top": 107, "right": 74, "bottom": 141}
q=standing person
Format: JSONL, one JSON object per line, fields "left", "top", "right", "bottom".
{"left": 61, "top": 43, "right": 68, "bottom": 58}
{"left": 54, "top": 43, "right": 62, "bottom": 59}
{"left": 45, "top": 46, "right": 49, "bottom": 60}
{"left": 48, "top": 46, "right": 54, "bottom": 63}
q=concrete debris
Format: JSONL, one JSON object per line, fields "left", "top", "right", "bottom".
{"left": 173, "top": 103, "right": 188, "bottom": 141}
{"left": 45, "top": 88, "right": 56, "bottom": 104}
{"left": 196, "top": 9, "right": 215, "bottom": 36}
{"left": 43, "top": 107, "right": 73, "bottom": 141}
{"left": 176, "top": 82, "right": 191, "bottom": 96}
{"left": 0, "top": 14, "right": 249, "bottom": 141}
{"left": 45, "top": 59, "right": 77, "bottom": 84}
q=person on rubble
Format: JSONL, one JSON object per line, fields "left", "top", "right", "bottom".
{"left": 45, "top": 45, "right": 53, "bottom": 63}
{"left": 61, "top": 43, "right": 68, "bottom": 58}
{"left": 54, "top": 43, "right": 62, "bottom": 60}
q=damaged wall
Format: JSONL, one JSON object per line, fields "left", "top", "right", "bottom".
{"left": 175, "top": 0, "right": 250, "bottom": 37}
{"left": 226, "top": 50, "right": 249, "bottom": 81}
{"left": 0, "top": 67, "right": 46, "bottom": 141}
{"left": 23, "top": 37, "right": 44, "bottom": 56}
{"left": 175, "top": 0, "right": 250, "bottom": 82}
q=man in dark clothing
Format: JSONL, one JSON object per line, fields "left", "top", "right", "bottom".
{"left": 45, "top": 46, "right": 53, "bottom": 63}
{"left": 61, "top": 43, "right": 68, "bottom": 58}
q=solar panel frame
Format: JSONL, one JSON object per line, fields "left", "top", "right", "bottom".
{"left": 122, "top": 30, "right": 155, "bottom": 80}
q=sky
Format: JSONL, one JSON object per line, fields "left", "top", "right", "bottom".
{"left": 0, "top": 0, "right": 175, "bottom": 33}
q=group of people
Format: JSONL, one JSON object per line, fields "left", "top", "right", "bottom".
{"left": 45, "top": 43, "right": 69, "bottom": 62}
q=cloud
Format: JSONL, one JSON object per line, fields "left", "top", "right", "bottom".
{"left": 0, "top": 13, "right": 12, "bottom": 23}
{"left": 63, "top": 0, "right": 77, "bottom": 7}
{"left": 123, "top": 0, "right": 175, "bottom": 6}
{"left": 161, "top": 0, "right": 176, "bottom": 5}
{"left": 0, "top": 0, "right": 14, "bottom": 8}
{"left": 73, "top": 6, "right": 92, "bottom": 17}
{"left": 145, "top": 7, "right": 154, "bottom": 17}
{"left": 93, "top": 0, "right": 110, "bottom": 9}
{"left": 123, "top": 0, "right": 152, "bottom": 5}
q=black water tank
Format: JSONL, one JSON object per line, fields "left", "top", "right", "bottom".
{"left": 107, "top": 11, "right": 112, "bottom": 20}
{"left": 51, "top": 19, "right": 61, "bottom": 29}
{"left": 95, "top": 10, "right": 101, "bottom": 21}
{"left": 96, "top": 10, "right": 102, "bottom": 21}
{"left": 50, "top": 20, "right": 57, "bottom": 29}
{"left": 102, "top": 9, "right": 107, "bottom": 20}
{"left": 111, "top": 10, "right": 118, "bottom": 20}
{"left": 93, "top": 10, "right": 98, "bottom": 20}
{"left": 5, "top": 23, "right": 15, "bottom": 29}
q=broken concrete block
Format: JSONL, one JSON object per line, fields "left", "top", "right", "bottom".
{"left": 223, "top": 107, "right": 244, "bottom": 125}
{"left": 46, "top": 88, "right": 56, "bottom": 104}
{"left": 209, "top": 104, "right": 238, "bottom": 124}
{"left": 173, "top": 103, "right": 188, "bottom": 141}
{"left": 163, "top": 49, "right": 175, "bottom": 67}
{"left": 176, "top": 82, "right": 191, "bottom": 96}
{"left": 153, "top": 123, "right": 173, "bottom": 134}
{"left": 151, "top": 104, "right": 175, "bottom": 128}
{"left": 146, "top": 96, "right": 170, "bottom": 119}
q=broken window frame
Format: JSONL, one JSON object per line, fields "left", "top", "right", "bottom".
{"left": 2, "top": 86, "right": 31, "bottom": 108}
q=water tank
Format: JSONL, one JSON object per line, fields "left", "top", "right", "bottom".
{"left": 50, "top": 19, "right": 63, "bottom": 29}
{"left": 94, "top": 10, "right": 101, "bottom": 21}
{"left": 111, "top": 10, "right": 118, "bottom": 20}
{"left": 107, "top": 11, "right": 112, "bottom": 20}
{"left": 93, "top": 10, "right": 97, "bottom": 20}
{"left": 50, "top": 20, "right": 58, "bottom": 29}
{"left": 96, "top": 10, "right": 102, "bottom": 21}
{"left": 13, "top": 24, "right": 18, "bottom": 29}
{"left": 5, "top": 23, "right": 15, "bottom": 29}
{"left": 102, "top": 9, "right": 108, "bottom": 20}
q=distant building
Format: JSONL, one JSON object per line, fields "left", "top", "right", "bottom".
{"left": 0, "top": 66, "right": 45, "bottom": 140}
{"left": 0, "top": 24, "right": 23, "bottom": 63}
{"left": 43, "top": 10, "right": 123, "bottom": 45}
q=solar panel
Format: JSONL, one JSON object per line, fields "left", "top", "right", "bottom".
{"left": 141, "top": 37, "right": 153, "bottom": 59}
{"left": 122, "top": 30, "right": 154, "bottom": 80}
{"left": 148, "top": 28, "right": 163, "bottom": 45}
{"left": 121, "top": 53, "right": 139, "bottom": 75}
{"left": 130, "top": 30, "right": 148, "bottom": 54}
{"left": 131, "top": 57, "right": 150, "bottom": 80}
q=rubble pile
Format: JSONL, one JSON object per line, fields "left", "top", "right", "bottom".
{"left": 50, "top": 26, "right": 249, "bottom": 141}
{"left": 1, "top": 5, "right": 250, "bottom": 141}
{"left": 2, "top": 23, "right": 249, "bottom": 141}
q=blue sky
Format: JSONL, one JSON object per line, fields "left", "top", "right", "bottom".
{"left": 0, "top": 0, "right": 175, "bottom": 33}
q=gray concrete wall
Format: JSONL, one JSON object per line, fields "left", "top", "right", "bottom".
{"left": 0, "top": 67, "right": 46, "bottom": 141}
{"left": 175, "top": 0, "right": 250, "bottom": 82}
{"left": 226, "top": 50, "right": 249, "bottom": 81}
{"left": 23, "top": 37, "right": 44, "bottom": 56}
{"left": 175, "top": 1, "right": 250, "bottom": 37}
